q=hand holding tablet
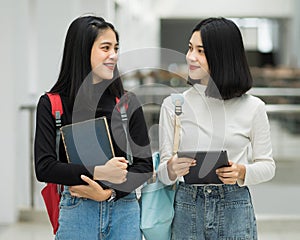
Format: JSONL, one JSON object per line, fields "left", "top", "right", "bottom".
{"left": 177, "top": 151, "right": 229, "bottom": 184}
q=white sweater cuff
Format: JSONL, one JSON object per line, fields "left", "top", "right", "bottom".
{"left": 157, "top": 160, "right": 178, "bottom": 185}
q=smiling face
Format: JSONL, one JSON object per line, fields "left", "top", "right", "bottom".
{"left": 90, "top": 28, "right": 119, "bottom": 83}
{"left": 186, "top": 31, "right": 210, "bottom": 84}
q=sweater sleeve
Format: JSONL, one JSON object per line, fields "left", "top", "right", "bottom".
{"left": 238, "top": 101, "right": 276, "bottom": 186}
{"left": 34, "top": 95, "right": 93, "bottom": 186}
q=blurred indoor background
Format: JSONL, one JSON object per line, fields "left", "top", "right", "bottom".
{"left": 1, "top": 0, "right": 300, "bottom": 239}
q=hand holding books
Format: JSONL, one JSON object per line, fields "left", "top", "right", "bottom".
{"left": 69, "top": 158, "right": 128, "bottom": 202}
{"left": 69, "top": 175, "right": 113, "bottom": 201}
{"left": 61, "top": 117, "right": 130, "bottom": 185}
{"left": 93, "top": 157, "right": 128, "bottom": 184}
{"left": 61, "top": 117, "right": 131, "bottom": 202}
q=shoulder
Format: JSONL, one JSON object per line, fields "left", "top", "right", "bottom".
{"left": 35, "top": 94, "right": 54, "bottom": 126}
{"left": 125, "top": 91, "right": 138, "bottom": 102}
{"left": 231, "top": 94, "right": 267, "bottom": 117}
{"left": 119, "top": 91, "right": 145, "bottom": 118}
{"left": 161, "top": 94, "right": 176, "bottom": 112}
{"left": 242, "top": 94, "right": 265, "bottom": 108}
{"left": 37, "top": 93, "right": 51, "bottom": 110}
{"left": 123, "top": 91, "right": 140, "bottom": 110}
{"left": 38, "top": 92, "right": 69, "bottom": 106}
{"left": 37, "top": 93, "right": 69, "bottom": 113}
{"left": 162, "top": 87, "right": 197, "bottom": 108}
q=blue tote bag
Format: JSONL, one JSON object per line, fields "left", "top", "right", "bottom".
{"left": 140, "top": 152, "right": 177, "bottom": 240}
{"left": 140, "top": 93, "right": 184, "bottom": 240}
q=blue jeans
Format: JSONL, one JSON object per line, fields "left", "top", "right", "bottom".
{"left": 172, "top": 182, "right": 257, "bottom": 240}
{"left": 55, "top": 187, "right": 142, "bottom": 240}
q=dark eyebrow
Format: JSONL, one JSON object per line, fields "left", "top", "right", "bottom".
{"left": 100, "top": 41, "right": 119, "bottom": 46}
{"left": 189, "top": 42, "right": 204, "bottom": 48}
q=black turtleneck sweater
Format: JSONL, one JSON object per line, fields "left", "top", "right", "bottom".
{"left": 34, "top": 83, "right": 153, "bottom": 200}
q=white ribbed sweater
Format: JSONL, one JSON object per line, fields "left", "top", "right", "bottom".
{"left": 157, "top": 84, "right": 275, "bottom": 186}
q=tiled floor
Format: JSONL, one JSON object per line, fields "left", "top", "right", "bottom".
{"left": 258, "top": 219, "right": 300, "bottom": 240}
{"left": 0, "top": 222, "right": 53, "bottom": 240}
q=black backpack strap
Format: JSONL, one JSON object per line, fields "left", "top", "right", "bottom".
{"left": 116, "top": 96, "right": 133, "bottom": 165}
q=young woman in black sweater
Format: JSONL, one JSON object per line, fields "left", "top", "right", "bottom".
{"left": 34, "top": 15, "right": 152, "bottom": 239}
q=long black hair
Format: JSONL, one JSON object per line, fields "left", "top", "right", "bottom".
{"left": 191, "top": 17, "right": 252, "bottom": 100}
{"left": 49, "top": 16, "right": 124, "bottom": 106}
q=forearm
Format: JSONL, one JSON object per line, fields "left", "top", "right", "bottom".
{"left": 157, "top": 160, "right": 178, "bottom": 185}
{"left": 93, "top": 165, "right": 107, "bottom": 180}
{"left": 167, "top": 156, "right": 178, "bottom": 181}
{"left": 237, "top": 163, "right": 246, "bottom": 180}
{"left": 241, "top": 160, "right": 275, "bottom": 186}
{"left": 113, "top": 157, "right": 153, "bottom": 193}
{"left": 35, "top": 155, "right": 92, "bottom": 185}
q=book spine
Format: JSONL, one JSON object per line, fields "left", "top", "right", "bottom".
{"left": 104, "top": 117, "right": 115, "bottom": 157}
{"left": 60, "top": 128, "right": 71, "bottom": 163}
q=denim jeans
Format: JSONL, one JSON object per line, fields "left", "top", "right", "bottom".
{"left": 172, "top": 182, "right": 257, "bottom": 240}
{"left": 55, "top": 187, "right": 142, "bottom": 240}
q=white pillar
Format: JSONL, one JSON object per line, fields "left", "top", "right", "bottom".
{"left": 0, "top": 0, "right": 18, "bottom": 224}
{"left": 291, "top": 0, "right": 300, "bottom": 67}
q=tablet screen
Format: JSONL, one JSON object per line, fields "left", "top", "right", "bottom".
{"left": 177, "top": 150, "right": 229, "bottom": 184}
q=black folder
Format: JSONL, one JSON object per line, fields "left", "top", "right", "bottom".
{"left": 60, "top": 117, "right": 115, "bottom": 167}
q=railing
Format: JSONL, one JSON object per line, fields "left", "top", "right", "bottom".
{"left": 20, "top": 105, "right": 36, "bottom": 208}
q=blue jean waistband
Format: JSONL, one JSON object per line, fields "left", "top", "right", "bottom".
{"left": 61, "top": 186, "right": 137, "bottom": 201}
{"left": 178, "top": 181, "right": 248, "bottom": 196}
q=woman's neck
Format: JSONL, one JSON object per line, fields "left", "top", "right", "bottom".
{"left": 92, "top": 73, "right": 103, "bottom": 84}
{"left": 92, "top": 78, "right": 103, "bottom": 84}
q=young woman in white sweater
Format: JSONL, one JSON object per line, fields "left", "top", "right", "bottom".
{"left": 158, "top": 17, "right": 275, "bottom": 240}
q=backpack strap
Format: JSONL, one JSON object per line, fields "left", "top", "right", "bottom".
{"left": 47, "top": 93, "right": 63, "bottom": 126}
{"left": 47, "top": 93, "right": 63, "bottom": 160}
{"left": 46, "top": 93, "right": 64, "bottom": 193}
{"left": 147, "top": 94, "right": 184, "bottom": 184}
{"left": 116, "top": 93, "right": 184, "bottom": 166}
{"left": 171, "top": 93, "right": 184, "bottom": 155}
{"left": 116, "top": 96, "right": 133, "bottom": 165}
